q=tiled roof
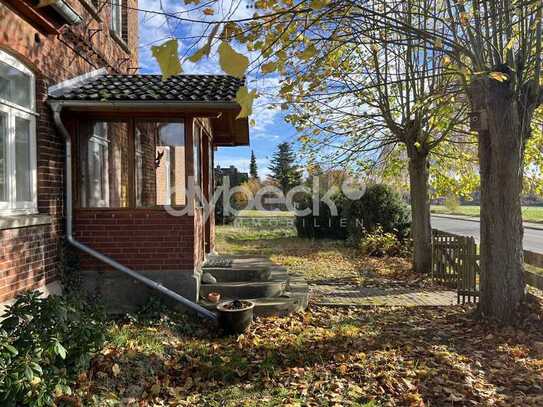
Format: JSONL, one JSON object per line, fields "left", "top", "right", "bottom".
{"left": 49, "top": 74, "right": 244, "bottom": 103}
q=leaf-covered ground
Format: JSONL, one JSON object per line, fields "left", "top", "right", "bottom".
{"left": 71, "top": 226, "right": 543, "bottom": 406}
{"left": 215, "top": 226, "right": 417, "bottom": 287}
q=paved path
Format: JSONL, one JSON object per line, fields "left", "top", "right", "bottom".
{"left": 431, "top": 215, "right": 543, "bottom": 253}
{"left": 311, "top": 284, "right": 457, "bottom": 307}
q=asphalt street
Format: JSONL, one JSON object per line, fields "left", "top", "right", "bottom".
{"left": 431, "top": 216, "right": 543, "bottom": 253}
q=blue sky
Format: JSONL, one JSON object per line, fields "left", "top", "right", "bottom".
{"left": 137, "top": 0, "right": 299, "bottom": 177}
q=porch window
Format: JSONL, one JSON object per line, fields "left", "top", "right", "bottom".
{"left": 79, "top": 121, "right": 129, "bottom": 208}
{"left": 193, "top": 124, "right": 202, "bottom": 189}
{"left": 135, "top": 121, "right": 186, "bottom": 207}
{"left": 0, "top": 50, "right": 37, "bottom": 215}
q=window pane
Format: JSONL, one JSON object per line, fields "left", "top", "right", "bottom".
{"left": 0, "top": 61, "right": 31, "bottom": 109}
{"left": 79, "top": 121, "right": 129, "bottom": 208}
{"left": 135, "top": 121, "right": 185, "bottom": 207}
{"left": 194, "top": 126, "right": 202, "bottom": 189}
{"left": 0, "top": 112, "right": 6, "bottom": 202}
{"left": 111, "top": 1, "right": 121, "bottom": 33}
{"left": 15, "top": 117, "right": 32, "bottom": 202}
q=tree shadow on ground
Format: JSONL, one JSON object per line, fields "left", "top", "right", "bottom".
{"left": 78, "top": 304, "right": 543, "bottom": 406}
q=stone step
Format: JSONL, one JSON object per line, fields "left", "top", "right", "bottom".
{"left": 200, "top": 291, "right": 309, "bottom": 317}
{"left": 200, "top": 278, "right": 288, "bottom": 299}
{"left": 202, "top": 267, "right": 273, "bottom": 282}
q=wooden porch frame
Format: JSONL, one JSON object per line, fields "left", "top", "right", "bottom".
{"left": 68, "top": 112, "right": 213, "bottom": 212}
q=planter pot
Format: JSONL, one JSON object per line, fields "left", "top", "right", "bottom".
{"left": 207, "top": 292, "right": 221, "bottom": 303}
{"left": 217, "top": 300, "right": 255, "bottom": 334}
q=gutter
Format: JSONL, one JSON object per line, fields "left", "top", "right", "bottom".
{"left": 49, "top": 100, "right": 241, "bottom": 111}
{"left": 50, "top": 1, "right": 83, "bottom": 25}
{"left": 50, "top": 101, "right": 217, "bottom": 321}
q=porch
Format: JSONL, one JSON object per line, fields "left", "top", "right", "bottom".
{"left": 48, "top": 71, "right": 249, "bottom": 309}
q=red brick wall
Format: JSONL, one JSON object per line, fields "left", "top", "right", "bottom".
{"left": 0, "top": 1, "right": 138, "bottom": 302}
{"left": 74, "top": 210, "right": 197, "bottom": 272}
{"left": 0, "top": 225, "right": 58, "bottom": 303}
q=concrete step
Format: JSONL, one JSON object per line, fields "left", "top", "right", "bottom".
{"left": 200, "top": 255, "right": 309, "bottom": 317}
{"left": 202, "top": 267, "right": 273, "bottom": 282}
{"left": 200, "top": 278, "right": 288, "bottom": 299}
{"left": 200, "top": 291, "right": 309, "bottom": 317}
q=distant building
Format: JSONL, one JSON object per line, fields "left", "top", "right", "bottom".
{"left": 215, "top": 165, "right": 249, "bottom": 187}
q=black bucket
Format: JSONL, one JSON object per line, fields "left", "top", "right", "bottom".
{"left": 217, "top": 300, "right": 255, "bottom": 334}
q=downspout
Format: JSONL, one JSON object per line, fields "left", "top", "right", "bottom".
{"left": 50, "top": 102, "right": 217, "bottom": 321}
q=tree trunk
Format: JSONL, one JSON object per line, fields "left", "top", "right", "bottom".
{"left": 407, "top": 151, "right": 433, "bottom": 274}
{"left": 470, "top": 78, "right": 526, "bottom": 324}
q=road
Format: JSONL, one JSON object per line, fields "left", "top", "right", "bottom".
{"left": 431, "top": 216, "right": 543, "bottom": 253}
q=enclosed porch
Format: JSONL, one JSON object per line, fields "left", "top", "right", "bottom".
{"left": 48, "top": 72, "right": 248, "bottom": 310}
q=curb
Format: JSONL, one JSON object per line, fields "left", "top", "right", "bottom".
{"left": 431, "top": 213, "right": 543, "bottom": 232}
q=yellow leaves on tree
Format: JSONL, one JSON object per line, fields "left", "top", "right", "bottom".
{"left": 188, "top": 45, "right": 211, "bottom": 63}
{"left": 203, "top": 7, "right": 215, "bottom": 15}
{"left": 459, "top": 12, "right": 470, "bottom": 26}
{"left": 218, "top": 41, "right": 249, "bottom": 78}
{"left": 488, "top": 71, "right": 509, "bottom": 82}
{"left": 188, "top": 24, "right": 220, "bottom": 64}
{"left": 261, "top": 61, "right": 278, "bottom": 74}
{"left": 151, "top": 39, "right": 182, "bottom": 80}
{"left": 311, "top": 0, "right": 331, "bottom": 9}
{"left": 236, "top": 86, "right": 257, "bottom": 119}
{"left": 296, "top": 42, "right": 317, "bottom": 61}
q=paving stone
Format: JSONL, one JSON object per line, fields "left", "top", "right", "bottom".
{"left": 311, "top": 284, "right": 457, "bottom": 307}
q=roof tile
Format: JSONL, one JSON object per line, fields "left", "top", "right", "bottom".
{"left": 50, "top": 74, "right": 244, "bottom": 103}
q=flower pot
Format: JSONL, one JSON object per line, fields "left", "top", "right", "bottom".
{"left": 207, "top": 292, "right": 221, "bottom": 303}
{"left": 217, "top": 300, "right": 255, "bottom": 334}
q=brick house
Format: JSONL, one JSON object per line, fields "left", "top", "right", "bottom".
{"left": 0, "top": 1, "right": 249, "bottom": 313}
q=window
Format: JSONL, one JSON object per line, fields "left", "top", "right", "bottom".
{"left": 79, "top": 121, "right": 129, "bottom": 208}
{"left": 78, "top": 120, "right": 187, "bottom": 209}
{"left": 111, "top": 0, "right": 128, "bottom": 44}
{"left": 193, "top": 124, "right": 202, "bottom": 190}
{"left": 0, "top": 50, "right": 36, "bottom": 215}
{"left": 135, "top": 121, "right": 186, "bottom": 207}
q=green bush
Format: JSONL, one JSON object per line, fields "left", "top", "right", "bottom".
{"left": 345, "top": 184, "right": 411, "bottom": 242}
{"left": 295, "top": 190, "right": 347, "bottom": 239}
{"left": 295, "top": 183, "right": 411, "bottom": 245}
{"left": 359, "top": 226, "right": 403, "bottom": 257}
{"left": 0, "top": 292, "right": 106, "bottom": 406}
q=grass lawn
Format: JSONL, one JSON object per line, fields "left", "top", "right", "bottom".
{"left": 73, "top": 226, "right": 543, "bottom": 406}
{"left": 431, "top": 205, "right": 543, "bottom": 223}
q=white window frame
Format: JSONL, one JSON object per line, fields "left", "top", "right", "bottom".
{"left": 135, "top": 128, "right": 144, "bottom": 207}
{"left": 110, "top": 0, "right": 122, "bottom": 37}
{"left": 87, "top": 134, "right": 110, "bottom": 208}
{"left": 0, "top": 50, "right": 37, "bottom": 216}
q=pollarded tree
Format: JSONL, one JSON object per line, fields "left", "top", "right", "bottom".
{"left": 279, "top": 0, "right": 469, "bottom": 274}
{"left": 355, "top": 0, "right": 543, "bottom": 322}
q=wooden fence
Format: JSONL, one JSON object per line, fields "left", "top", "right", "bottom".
{"left": 432, "top": 229, "right": 543, "bottom": 304}
{"left": 432, "top": 229, "right": 479, "bottom": 304}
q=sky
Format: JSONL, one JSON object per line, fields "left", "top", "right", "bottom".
{"left": 137, "top": 0, "right": 299, "bottom": 177}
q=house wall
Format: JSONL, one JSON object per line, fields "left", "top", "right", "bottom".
{"left": 0, "top": 0, "right": 138, "bottom": 305}
{"left": 73, "top": 209, "right": 201, "bottom": 308}
{"left": 74, "top": 210, "right": 196, "bottom": 271}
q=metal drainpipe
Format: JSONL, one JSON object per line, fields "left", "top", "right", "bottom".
{"left": 50, "top": 102, "right": 217, "bottom": 321}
